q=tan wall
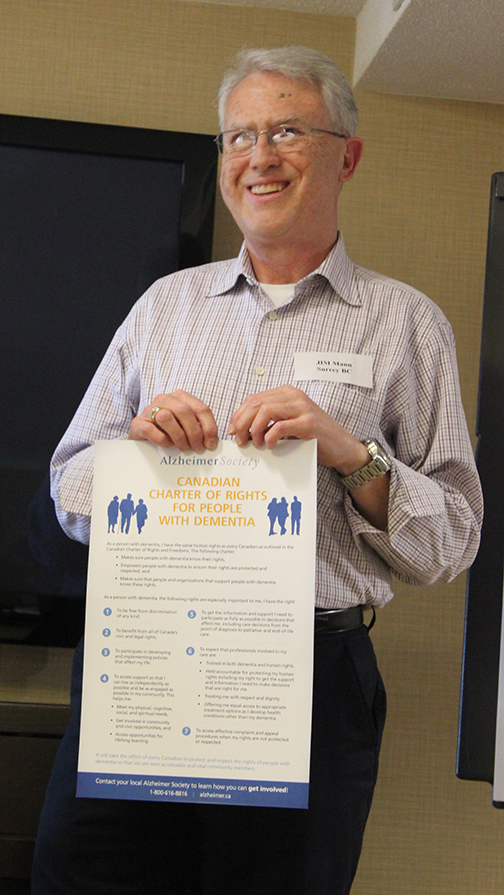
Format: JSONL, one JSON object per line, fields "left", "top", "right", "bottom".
{"left": 2, "top": 1, "right": 504, "bottom": 892}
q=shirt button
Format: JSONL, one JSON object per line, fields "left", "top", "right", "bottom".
{"left": 268, "top": 311, "right": 278, "bottom": 320}
{"left": 255, "top": 365, "right": 265, "bottom": 377}
{"left": 246, "top": 277, "right": 254, "bottom": 286}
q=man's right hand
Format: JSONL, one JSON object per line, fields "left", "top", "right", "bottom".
{"left": 128, "top": 391, "right": 218, "bottom": 453}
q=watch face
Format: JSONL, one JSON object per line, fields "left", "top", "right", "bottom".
{"left": 365, "top": 441, "right": 391, "bottom": 470}
{"left": 339, "top": 440, "right": 392, "bottom": 490}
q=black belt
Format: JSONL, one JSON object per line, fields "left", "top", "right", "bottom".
{"left": 314, "top": 605, "right": 369, "bottom": 634}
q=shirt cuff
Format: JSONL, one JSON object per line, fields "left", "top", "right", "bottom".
{"left": 345, "top": 458, "right": 445, "bottom": 540}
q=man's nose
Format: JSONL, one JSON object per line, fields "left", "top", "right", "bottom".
{"left": 249, "top": 132, "right": 281, "bottom": 166}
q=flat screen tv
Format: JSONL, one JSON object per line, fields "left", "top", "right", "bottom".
{"left": 0, "top": 112, "right": 217, "bottom": 646}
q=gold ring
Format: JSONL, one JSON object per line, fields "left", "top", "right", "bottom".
{"left": 151, "top": 405, "right": 161, "bottom": 421}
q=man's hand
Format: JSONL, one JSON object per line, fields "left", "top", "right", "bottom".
{"left": 228, "top": 385, "right": 390, "bottom": 530}
{"left": 128, "top": 391, "right": 218, "bottom": 452}
{"left": 228, "top": 385, "right": 368, "bottom": 472}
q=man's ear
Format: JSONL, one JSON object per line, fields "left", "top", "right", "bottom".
{"left": 338, "top": 137, "right": 363, "bottom": 183}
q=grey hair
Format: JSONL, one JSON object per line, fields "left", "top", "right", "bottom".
{"left": 218, "top": 46, "right": 358, "bottom": 136}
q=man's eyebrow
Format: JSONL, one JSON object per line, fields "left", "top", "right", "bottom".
{"left": 224, "top": 115, "right": 304, "bottom": 131}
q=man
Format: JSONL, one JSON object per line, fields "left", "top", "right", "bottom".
{"left": 32, "top": 46, "right": 483, "bottom": 895}
{"left": 291, "top": 496, "right": 302, "bottom": 535}
{"left": 119, "top": 492, "right": 134, "bottom": 533}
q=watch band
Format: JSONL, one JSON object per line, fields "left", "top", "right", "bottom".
{"left": 338, "top": 439, "right": 392, "bottom": 490}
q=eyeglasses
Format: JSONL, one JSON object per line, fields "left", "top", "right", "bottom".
{"left": 214, "top": 123, "right": 348, "bottom": 156}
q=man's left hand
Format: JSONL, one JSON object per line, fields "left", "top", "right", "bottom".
{"left": 228, "top": 385, "right": 390, "bottom": 530}
{"left": 228, "top": 385, "right": 368, "bottom": 472}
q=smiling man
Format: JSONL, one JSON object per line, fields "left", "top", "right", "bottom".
{"left": 218, "top": 68, "right": 361, "bottom": 282}
{"left": 33, "top": 46, "right": 482, "bottom": 895}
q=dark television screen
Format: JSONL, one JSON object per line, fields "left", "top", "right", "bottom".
{"left": 0, "top": 113, "right": 217, "bottom": 645}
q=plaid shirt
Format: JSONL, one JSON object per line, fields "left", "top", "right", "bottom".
{"left": 51, "top": 236, "right": 483, "bottom": 608}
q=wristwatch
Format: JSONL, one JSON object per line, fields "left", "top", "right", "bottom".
{"left": 337, "top": 439, "right": 392, "bottom": 491}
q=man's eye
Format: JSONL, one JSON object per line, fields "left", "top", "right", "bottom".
{"left": 274, "top": 127, "right": 302, "bottom": 141}
{"left": 232, "top": 131, "right": 253, "bottom": 145}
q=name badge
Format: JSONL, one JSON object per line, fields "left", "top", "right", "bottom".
{"left": 294, "top": 352, "right": 373, "bottom": 388}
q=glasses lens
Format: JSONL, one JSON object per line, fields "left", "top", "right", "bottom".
{"left": 220, "top": 125, "right": 310, "bottom": 156}
{"left": 223, "top": 130, "right": 255, "bottom": 155}
{"left": 271, "top": 126, "right": 306, "bottom": 148}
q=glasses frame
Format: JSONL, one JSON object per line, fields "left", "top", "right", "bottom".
{"left": 214, "top": 122, "right": 348, "bottom": 156}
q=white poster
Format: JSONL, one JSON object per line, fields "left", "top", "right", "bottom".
{"left": 77, "top": 438, "right": 317, "bottom": 809}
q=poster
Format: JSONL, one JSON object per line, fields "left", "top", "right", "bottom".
{"left": 77, "top": 438, "right": 317, "bottom": 808}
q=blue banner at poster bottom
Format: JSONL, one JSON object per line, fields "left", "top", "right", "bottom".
{"left": 77, "top": 772, "right": 309, "bottom": 808}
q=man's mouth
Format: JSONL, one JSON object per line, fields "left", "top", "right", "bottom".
{"left": 249, "top": 182, "right": 288, "bottom": 194}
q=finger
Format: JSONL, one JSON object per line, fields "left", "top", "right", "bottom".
{"left": 247, "top": 403, "right": 285, "bottom": 447}
{"left": 160, "top": 392, "right": 218, "bottom": 451}
{"left": 229, "top": 387, "right": 288, "bottom": 423}
{"left": 229, "top": 404, "right": 262, "bottom": 446}
{"left": 247, "top": 401, "right": 317, "bottom": 446}
{"left": 137, "top": 392, "right": 218, "bottom": 452}
{"left": 230, "top": 389, "right": 306, "bottom": 447}
{"left": 150, "top": 405, "right": 198, "bottom": 451}
{"left": 261, "top": 415, "right": 316, "bottom": 448}
{"left": 228, "top": 392, "right": 275, "bottom": 445}
{"left": 128, "top": 415, "right": 177, "bottom": 447}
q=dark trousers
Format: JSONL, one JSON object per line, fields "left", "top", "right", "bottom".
{"left": 32, "top": 625, "right": 386, "bottom": 895}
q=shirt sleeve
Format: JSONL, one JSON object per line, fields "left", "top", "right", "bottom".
{"left": 50, "top": 307, "right": 142, "bottom": 544}
{"left": 344, "top": 316, "right": 483, "bottom": 585}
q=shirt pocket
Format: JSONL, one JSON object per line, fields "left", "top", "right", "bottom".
{"left": 304, "top": 380, "right": 381, "bottom": 438}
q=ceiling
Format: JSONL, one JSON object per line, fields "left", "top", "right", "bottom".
{"left": 188, "top": 0, "right": 504, "bottom": 106}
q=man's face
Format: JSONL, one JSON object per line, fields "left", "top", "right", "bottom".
{"left": 219, "top": 71, "right": 361, "bottom": 264}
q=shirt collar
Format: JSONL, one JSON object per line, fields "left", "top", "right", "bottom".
{"left": 311, "top": 235, "right": 362, "bottom": 307}
{"left": 208, "top": 234, "right": 362, "bottom": 307}
{"left": 207, "top": 244, "right": 255, "bottom": 297}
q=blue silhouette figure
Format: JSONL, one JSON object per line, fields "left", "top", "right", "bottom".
{"left": 134, "top": 499, "right": 148, "bottom": 533}
{"left": 120, "top": 493, "right": 135, "bottom": 533}
{"left": 277, "top": 496, "right": 289, "bottom": 535}
{"left": 291, "top": 496, "right": 302, "bottom": 535}
{"left": 267, "top": 498, "right": 278, "bottom": 535}
{"left": 107, "top": 496, "right": 119, "bottom": 533}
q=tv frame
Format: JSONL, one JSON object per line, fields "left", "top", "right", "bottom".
{"left": 457, "top": 173, "right": 504, "bottom": 793}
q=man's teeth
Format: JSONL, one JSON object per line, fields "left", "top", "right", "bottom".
{"left": 250, "top": 183, "right": 286, "bottom": 194}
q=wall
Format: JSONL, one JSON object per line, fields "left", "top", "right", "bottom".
{"left": 1, "top": 1, "right": 504, "bottom": 892}
{"left": 341, "top": 87, "right": 504, "bottom": 894}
